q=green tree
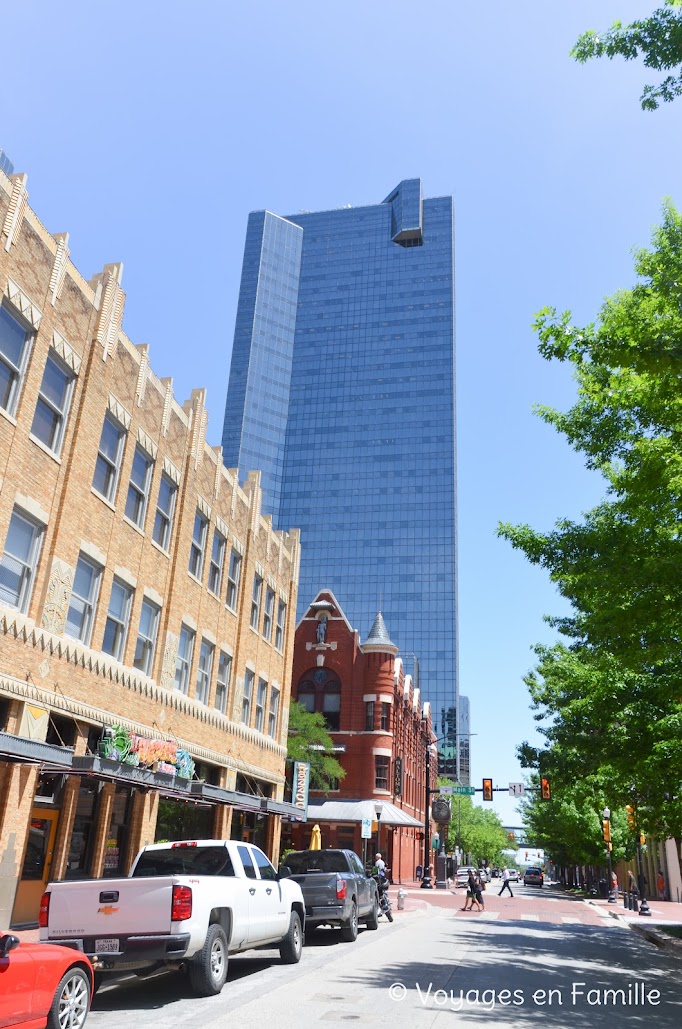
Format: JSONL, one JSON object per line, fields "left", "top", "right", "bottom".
{"left": 444, "top": 794, "right": 509, "bottom": 866}
{"left": 286, "top": 701, "right": 346, "bottom": 792}
{"left": 499, "top": 204, "right": 682, "bottom": 839}
{"left": 572, "top": 1, "right": 682, "bottom": 110}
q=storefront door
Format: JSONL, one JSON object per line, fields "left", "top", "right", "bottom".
{"left": 11, "top": 808, "right": 60, "bottom": 926}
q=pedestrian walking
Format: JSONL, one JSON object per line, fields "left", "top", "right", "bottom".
{"left": 462, "top": 870, "right": 482, "bottom": 911}
{"left": 627, "top": 869, "right": 637, "bottom": 896}
{"left": 474, "top": 871, "right": 485, "bottom": 910}
{"left": 657, "top": 869, "right": 665, "bottom": 900}
{"left": 498, "top": 866, "right": 514, "bottom": 897}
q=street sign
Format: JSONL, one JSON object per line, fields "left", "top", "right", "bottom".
{"left": 451, "top": 785, "right": 476, "bottom": 795}
{"left": 509, "top": 783, "right": 526, "bottom": 797}
{"left": 439, "top": 786, "right": 453, "bottom": 795}
{"left": 361, "top": 817, "right": 372, "bottom": 839}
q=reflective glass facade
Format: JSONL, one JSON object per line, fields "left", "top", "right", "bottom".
{"left": 223, "top": 180, "right": 457, "bottom": 753}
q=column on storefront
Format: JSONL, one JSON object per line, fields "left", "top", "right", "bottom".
{"left": 0, "top": 762, "right": 39, "bottom": 928}
{"left": 213, "top": 803, "right": 233, "bottom": 841}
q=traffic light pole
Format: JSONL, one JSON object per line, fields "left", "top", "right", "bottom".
{"left": 421, "top": 745, "right": 433, "bottom": 889}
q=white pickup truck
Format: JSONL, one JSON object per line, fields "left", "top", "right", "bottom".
{"left": 39, "top": 839, "right": 305, "bottom": 996}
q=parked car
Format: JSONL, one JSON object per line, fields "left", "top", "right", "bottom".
{"left": 280, "top": 849, "right": 378, "bottom": 941}
{"left": 0, "top": 931, "right": 93, "bottom": 1029}
{"left": 40, "top": 839, "right": 305, "bottom": 997}
{"left": 523, "top": 866, "right": 544, "bottom": 887}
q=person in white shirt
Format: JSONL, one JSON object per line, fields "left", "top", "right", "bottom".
{"left": 375, "top": 853, "right": 386, "bottom": 874}
{"left": 498, "top": 866, "right": 514, "bottom": 897}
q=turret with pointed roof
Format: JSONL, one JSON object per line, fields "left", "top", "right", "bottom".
{"left": 362, "top": 611, "right": 399, "bottom": 655}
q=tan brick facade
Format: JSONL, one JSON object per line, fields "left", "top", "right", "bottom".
{"left": 0, "top": 166, "right": 300, "bottom": 927}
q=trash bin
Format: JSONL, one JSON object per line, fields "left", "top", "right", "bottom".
{"left": 599, "top": 878, "right": 608, "bottom": 899}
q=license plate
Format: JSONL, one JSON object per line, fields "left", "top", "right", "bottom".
{"left": 95, "top": 938, "right": 119, "bottom": 953}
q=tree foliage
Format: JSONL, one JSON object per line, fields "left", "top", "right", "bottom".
{"left": 572, "top": 1, "right": 682, "bottom": 109}
{"left": 443, "top": 793, "right": 510, "bottom": 865}
{"left": 499, "top": 204, "right": 682, "bottom": 840}
{"left": 286, "top": 701, "right": 346, "bottom": 792}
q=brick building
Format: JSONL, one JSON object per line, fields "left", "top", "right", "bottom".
{"left": 0, "top": 165, "right": 301, "bottom": 928}
{"left": 283, "top": 591, "right": 437, "bottom": 883}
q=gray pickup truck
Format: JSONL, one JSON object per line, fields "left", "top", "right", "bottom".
{"left": 280, "top": 849, "right": 378, "bottom": 942}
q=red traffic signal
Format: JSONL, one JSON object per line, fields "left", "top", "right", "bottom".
{"left": 540, "top": 777, "right": 551, "bottom": 801}
{"left": 602, "top": 819, "right": 611, "bottom": 843}
{"left": 482, "top": 778, "right": 493, "bottom": 801}
{"left": 416, "top": 831, "right": 425, "bottom": 841}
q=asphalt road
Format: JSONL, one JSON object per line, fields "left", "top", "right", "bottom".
{"left": 88, "top": 891, "right": 682, "bottom": 1029}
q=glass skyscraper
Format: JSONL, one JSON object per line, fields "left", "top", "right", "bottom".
{"left": 223, "top": 179, "right": 458, "bottom": 760}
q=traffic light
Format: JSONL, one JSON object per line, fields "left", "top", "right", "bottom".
{"left": 640, "top": 833, "right": 646, "bottom": 846}
{"left": 626, "top": 804, "right": 636, "bottom": 830}
{"left": 540, "top": 777, "right": 551, "bottom": 801}
{"left": 602, "top": 819, "right": 611, "bottom": 843}
{"left": 416, "top": 831, "right": 425, "bottom": 841}
{"left": 508, "top": 832, "right": 514, "bottom": 841}
{"left": 482, "top": 778, "right": 493, "bottom": 801}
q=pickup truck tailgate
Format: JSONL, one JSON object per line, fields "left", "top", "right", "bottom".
{"left": 44, "top": 877, "right": 175, "bottom": 939}
{"left": 290, "top": 873, "right": 340, "bottom": 910}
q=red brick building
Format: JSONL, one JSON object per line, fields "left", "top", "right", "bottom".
{"left": 283, "top": 591, "right": 437, "bottom": 882}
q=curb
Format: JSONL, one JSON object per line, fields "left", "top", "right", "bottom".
{"left": 584, "top": 900, "right": 682, "bottom": 958}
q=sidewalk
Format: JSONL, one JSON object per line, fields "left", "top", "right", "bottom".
{"left": 587, "top": 895, "right": 682, "bottom": 924}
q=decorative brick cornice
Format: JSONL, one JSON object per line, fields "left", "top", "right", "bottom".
{"left": 4, "top": 278, "right": 42, "bottom": 328}
{"left": 2, "top": 174, "right": 28, "bottom": 252}
{"left": 52, "top": 330, "right": 82, "bottom": 374}
{"left": 49, "top": 233, "right": 70, "bottom": 305}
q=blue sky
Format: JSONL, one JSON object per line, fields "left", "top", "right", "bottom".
{"left": 2, "top": 1, "right": 679, "bottom": 825}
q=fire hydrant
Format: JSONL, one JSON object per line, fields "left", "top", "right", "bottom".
{"left": 397, "top": 888, "right": 406, "bottom": 911}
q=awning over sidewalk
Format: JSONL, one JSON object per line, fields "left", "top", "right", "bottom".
{"left": 306, "top": 798, "right": 423, "bottom": 828}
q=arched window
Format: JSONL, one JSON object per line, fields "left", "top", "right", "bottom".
{"left": 295, "top": 669, "right": 342, "bottom": 730}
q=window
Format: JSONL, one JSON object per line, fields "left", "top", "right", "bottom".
{"left": 263, "top": 586, "right": 275, "bottom": 641}
{"left": 152, "top": 473, "right": 177, "bottom": 551}
{"left": 250, "top": 573, "right": 263, "bottom": 630}
{"left": 65, "top": 555, "right": 101, "bottom": 644}
{"left": 208, "top": 530, "right": 226, "bottom": 595}
{"left": 268, "top": 686, "right": 280, "bottom": 738}
{"left": 215, "top": 651, "right": 232, "bottom": 714}
{"left": 93, "top": 412, "right": 126, "bottom": 503}
{"left": 237, "top": 845, "right": 257, "bottom": 880}
{"left": 242, "top": 668, "right": 254, "bottom": 725}
{"left": 375, "top": 755, "right": 390, "bottom": 791}
{"left": 125, "top": 445, "right": 153, "bottom": 528}
{"left": 31, "top": 350, "right": 75, "bottom": 454}
{"left": 174, "top": 624, "right": 195, "bottom": 694}
{"left": 275, "top": 598, "right": 286, "bottom": 651}
{"left": 226, "top": 548, "right": 242, "bottom": 610}
{"left": 322, "top": 686, "right": 341, "bottom": 732}
{"left": 297, "top": 681, "right": 315, "bottom": 713}
{"left": 0, "top": 303, "right": 32, "bottom": 416}
{"left": 195, "top": 638, "right": 214, "bottom": 705}
{"left": 365, "top": 700, "right": 375, "bottom": 731}
{"left": 255, "top": 678, "right": 267, "bottom": 733}
{"left": 381, "top": 702, "right": 391, "bottom": 732}
{"left": 102, "top": 578, "right": 133, "bottom": 661}
{"left": 252, "top": 847, "right": 278, "bottom": 881}
{"left": 133, "top": 598, "right": 160, "bottom": 675}
{"left": 0, "top": 508, "right": 43, "bottom": 612}
{"left": 188, "top": 510, "right": 208, "bottom": 580}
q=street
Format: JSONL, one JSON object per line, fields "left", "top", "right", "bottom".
{"left": 87, "top": 885, "right": 682, "bottom": 1028}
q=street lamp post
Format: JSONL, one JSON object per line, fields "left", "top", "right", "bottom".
{"left": 421, "top": 743, "right": 434, "bottom": 889}
{"left": 374, "top": 800, "right": 384, "bottom": 864}
{"left": 635, "top": 836, "right": 651, "bottom": 917}
{"left": 602, "top": 807, "right": 617, "bottom": 904}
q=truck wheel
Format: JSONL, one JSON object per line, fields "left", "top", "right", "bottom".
{"left": 365, "top": 896, "right": 379, "bottom": 931}
{"left": 340, "top": 901, "right": 358, "bottom": 942}
{"left": 188, "top": 923, "right": 229, "bottom": 996}
{"left": 279, "top": 911, "right": 303, "bottom": 964}
{"left": 47, "top": 967, "right": 91, "bottom": 1029}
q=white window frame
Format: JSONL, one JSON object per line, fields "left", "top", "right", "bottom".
{"left": 152, "top": 472, "right": 177, "bottom": 551}
{"left": 242, "top": 668, "right": 254, "bottom": 725}
{"left": 250, "top": 573, "right": 263, "bottom": 630}
{"left": 133, "top": 598, "right": 160, "bottom": 676}
{"left": 174, "top": 624, "right": 195, "bottom": 694}
{"left": 208, "top": 529, "right": 226, "bottom": 596}
{"left": 268, "top": 686, "right": 280, "bottom": 738}
{"left": 102, "top": 578, "right": 134, "bottom": 662}
{"left": 0, "top": 302, "right": 33, "bottom": 417}
{"left": 0, "top": 508, "right": 44, "bottom": 613}
{"left": 226, "top": 548, "right": 242, "bottom": 611}
{"left": 65, "top": 554, "right": 102, "bottom": 645}
{"left": 125, "top": 444, "right": 154, "bottom": 529}
{"left": 275, "top": 598, "right": 286, "bottom": 651}
{"left": 263, "top": 586, "right": 275, "bottom": 642}
{"left": 188, "top": 510, "right": 208, "bottom": 580}
{"left": 30, "top": 348, "right": 76, "bottom": 456}
{"left": 255, "top": 678, "right": 267, "bottom": 733}
{"left": 195, "top": 638, "right": 214, "bottom": 705}
{"left": 375, "top": 755, "right": 390, "bottom": 791}
{"left": 215, "top": 651, "right": 232, "bottom": 714}
{"left": 93, "top": 412, "right": 126, "bottom": 503}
